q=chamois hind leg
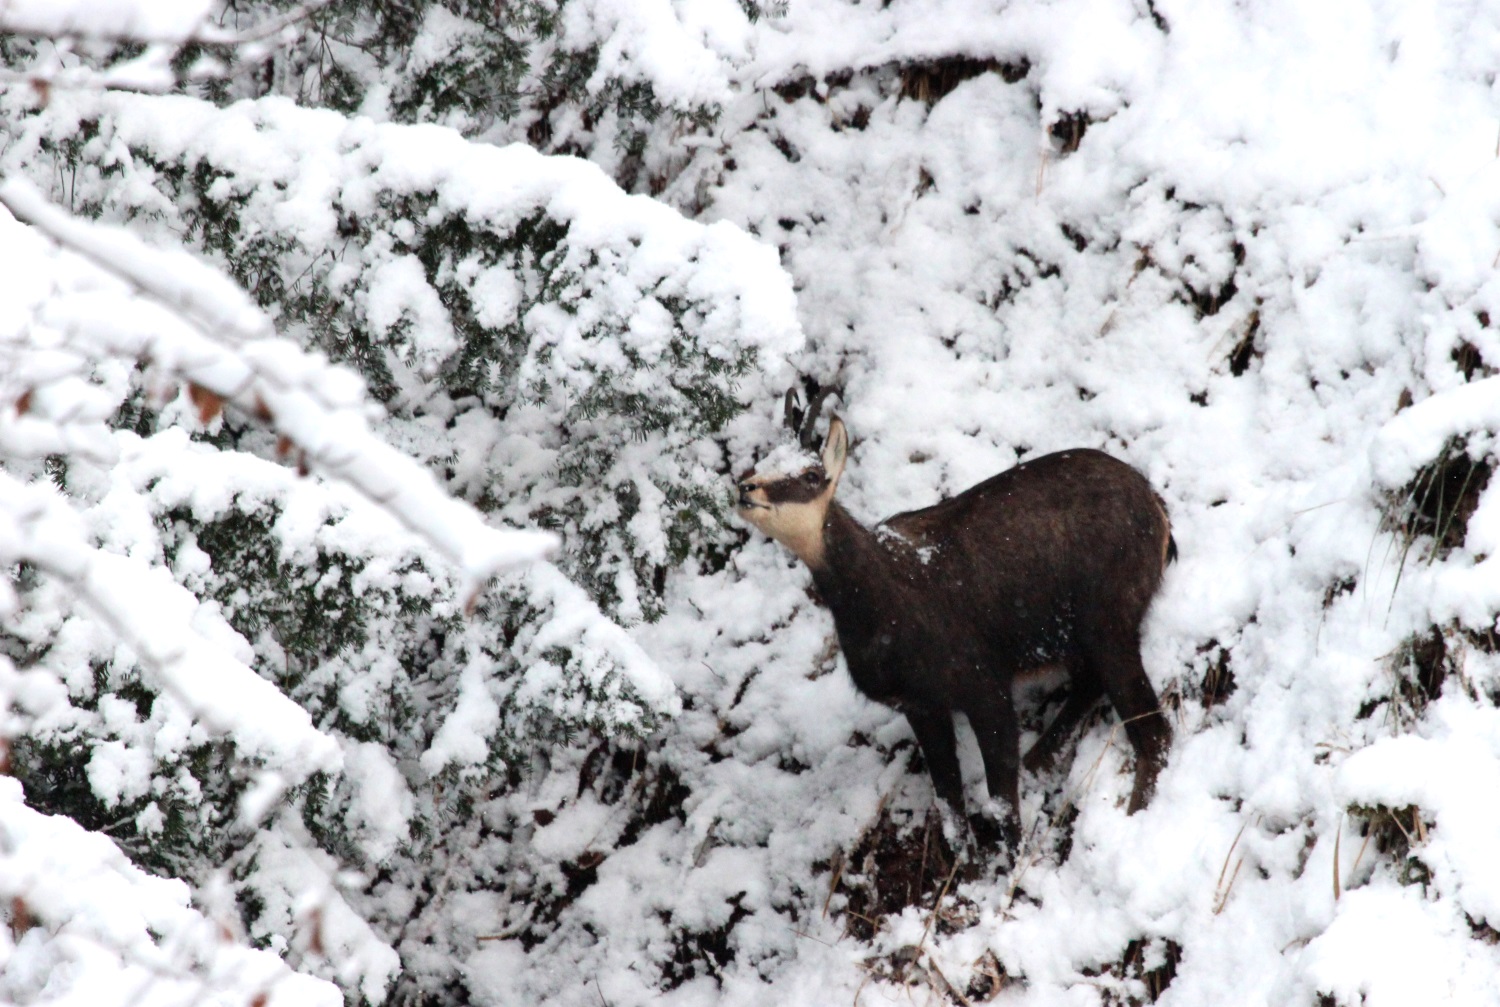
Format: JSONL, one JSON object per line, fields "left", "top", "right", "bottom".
{"left": 965, "top": 697, "right": 1022, "bottom": 848}
{"left": 1022, "top": 669, "right": 1103, "bottom": 774}
{"left": 1084, "top": 632, "right": 1171, "bottom": 814}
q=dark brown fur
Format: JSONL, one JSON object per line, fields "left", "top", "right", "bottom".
{"left": 740, "top": 426, "right": 1174, "bottom": 847}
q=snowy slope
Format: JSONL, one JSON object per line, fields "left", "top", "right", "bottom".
{"left": 474, "top": 0, "right": 1500, "bottom": 1004}
{"left": 6, "top": 0, "right": 1500, "bottom": 1004}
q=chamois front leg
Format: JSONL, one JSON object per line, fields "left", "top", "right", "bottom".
{"left": 965, "top": 698, "right": 1022, "bottom": 850}
{"left": 903, "top": 705, "right": 967, "bottom": 842}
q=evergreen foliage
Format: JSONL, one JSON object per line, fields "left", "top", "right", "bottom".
{"left": 0, "top": 5, "right": 797, "bottom": 1002}
{"left": 199, "top": 0, "right": 731, "bottom": 189}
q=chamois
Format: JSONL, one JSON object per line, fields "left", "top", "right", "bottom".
{"left": 736, "top": 397, "right": 1175, "bottom": 848}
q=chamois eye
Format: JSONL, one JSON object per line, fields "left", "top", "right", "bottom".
{"left": 802, "top": 471, "right": 823, "bottom": 485}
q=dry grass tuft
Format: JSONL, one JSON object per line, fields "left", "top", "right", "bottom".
{"left": 1382, "top": 437, "right": 1492, "bottom": 593}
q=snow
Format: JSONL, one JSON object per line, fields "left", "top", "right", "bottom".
{"left": 1301, "top": 884, "right": 1494, "bottom": 1006}
{"left": 342, "top": 743, "right": 416, "bottom": 865}
{"left": 750, "top": 442, "right": 820, "bottom": 479}
{"left": 0, "top": 464, "right": 341, "bottom": 778}
{"left": 240, "top": 822, "right": 403, "bottom": 1003}
{"left": 496, "top": 0, "right": 1500, "bottom": 1002}
{"left": 1337, "top": 696, "right": 1500, "bottom": 929}
{"left": 561, "top": 0, "right": 746, "bottom": 110}
{"left": 0, "top": 0, "right": 212, "bottom": 42}
{"left": 0, "top": 775, "right": 342, "bottom": 1007}
{"left": 1373, "top": 376, "right": 1500, "bottom": 487}
{"left": 10, "top": 0, "right": 1500, "bottom": 1005}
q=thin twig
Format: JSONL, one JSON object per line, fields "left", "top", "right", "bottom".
{"left": 1351, "top": 827, "right": 1373, "bottom": 876}
{"left": 1213, "top": 816, "right": 1253, "bottom": 915}
{"left": 852, "top": 968, "right": 872, "bottom": 1007}
{"left": 199, "top": 0, "right": 336, "bottom": 45}
{"left": 923, "top": 957, "right": 974, "bottom": 1007}
{"left": 1213, "top": 859, "right": 1244, "bottom": 916}
{"left": 789, "top": 927, "right": 836, "bottom": 948}
{"left": 1215, "top": 818, "right": 1250, "bottom": 895}
{"left": 916, "top": 860, "right": 961, "bottom": 956}
{"left": 1006, "top": 721, "right": 1121, "bottom": 910}
{"left": 822, "top": 850, "right": 846, "bottom": 920}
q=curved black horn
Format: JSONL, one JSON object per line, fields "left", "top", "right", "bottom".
{"left": 799, "top": 384, "right": 840, "bottom": 450}
{"left": 783, "top": 387, "right": 804, "bottom": 439}
{"left": 783, "top": 380, "right": 841, "bottom": 451}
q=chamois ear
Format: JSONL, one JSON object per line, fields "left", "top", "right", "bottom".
{"left": 821, "top": 416, "right": 848, "bottom": 487}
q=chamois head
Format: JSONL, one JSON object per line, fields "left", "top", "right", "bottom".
{"left": 736, "top": 415, "right": 848, "bottom": 569}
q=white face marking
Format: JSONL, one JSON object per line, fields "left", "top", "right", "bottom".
{"left": 736, "top": 469, "right": 835, "bottom": 568}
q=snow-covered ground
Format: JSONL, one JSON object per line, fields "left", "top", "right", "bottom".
{"left": 7, "top": 0, "right": 1500, "bottom": 1005}
{"left": 500, "top": 1, "right": 1500, "bottom": 1003}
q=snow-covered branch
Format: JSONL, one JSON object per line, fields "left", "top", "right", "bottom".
{"left": 1371, "top": 377, "right": 1500, "bottom": 490}
{"left": 0, "top": 178, "right": 557, "bottom": 592}
{"left": 0, "top": 467, "right": 340, "bottom": 777}
{"left": 0, "top": 0, "right": 333, "bottom": 94}
{"left": 0, "top": 0, "right": 215, "bottom": 43}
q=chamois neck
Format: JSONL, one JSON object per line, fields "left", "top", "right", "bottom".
{"left": 809, "top": 502, "right": 911, "bottom": 595}
{"left": 807, "top": 502, "right": 927, "bottom": 701}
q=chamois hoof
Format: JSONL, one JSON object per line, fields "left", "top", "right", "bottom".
{"left": 933, "top": 800, "right": 969, "bottom": 849}
{"left": 967, "top": 811, "right": 1019, "bottom": 852}
{"left": 1126, "top": 757, "right": 1166, "bottom": 814}
{"left": 1021, "top": 745, "right": 1054, "bottom": 775}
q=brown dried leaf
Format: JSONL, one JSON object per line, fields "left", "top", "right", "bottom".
{"left": 307, "top": 906, "right": 325, "bottom": 956}
{"left": 15, "top": 389, "right": 33, "bottom": 416}
{"left": 188, "top": 383, "right": 224, "bottom": 424}
{"left": 9, "top": 896, "right": 33, "bottom": 939}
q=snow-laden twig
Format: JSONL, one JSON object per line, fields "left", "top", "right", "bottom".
{"left": 0, "top": 46, "right": 181, "bottom": 96}
{"left": 196, "top": 1, "right": 336, "bottom": 46}
{"left": 0, "top": 0, "right": 215, "bottom": 43}
{"left": 0, "top": 467, "right": 340, "bottom": 778}
{"left": 0, "top": 0, "right": 333, "bottom": 44}
{"left": 0, "top": 0, "right": 334, "bottom": 94}
{"left": 0, "top": 178, "right": 558, "bottom": 593}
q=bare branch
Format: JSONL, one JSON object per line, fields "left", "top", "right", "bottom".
{"left": 197, "top": 0, "right": 336, "bottom": 46}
